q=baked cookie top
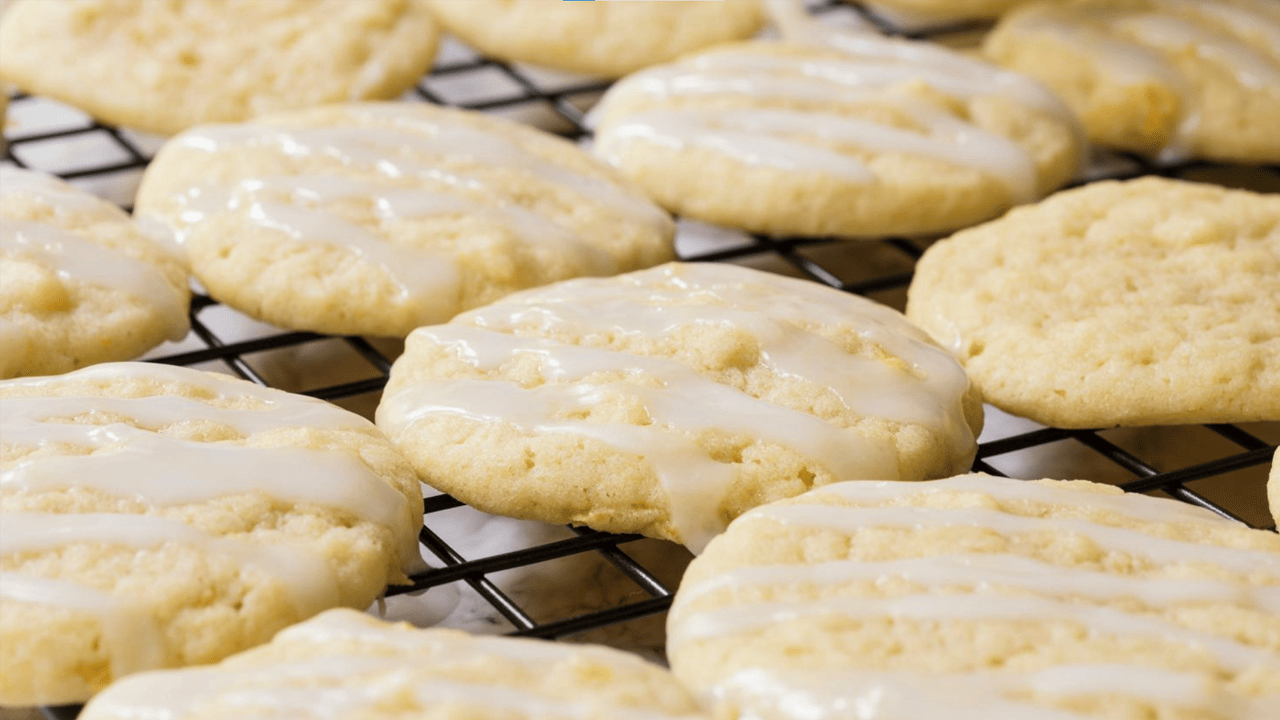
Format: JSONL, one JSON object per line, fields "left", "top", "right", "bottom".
{"left": 0, "top": 362, "right": 424, "bottom": 706}
{"left": 0, "top": 0, "right": 439, "bottom": 136}
{"left": 984, "top": 0, "right": 1280, "bottom": 163}
{"left": 376, "top": 262, "right": 982, "bottom": 553}
{"left": 668, "top": 473, "right": 1280, "bottom": 720}
{"left": 0, "top": 167, "right": 190, "bottom": 380}
{"left": 134, "top": 102, "right": 675, "bottom": 338}
{"left": 78, "top": 608, "right": 706, "bottom": 720}
{"left": 857, "top": 0, "right": 1034, "bottom": 23}
{"left": 423, "top": 0, "right": 763, "bottom": 79}
{"left": 906, "top": 177, "right": 1280, "bottom": 428}
{"left": 589, "top": 35, "right": 1083, "bottom": 238}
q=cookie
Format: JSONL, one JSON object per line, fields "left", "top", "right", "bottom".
{"left": 984, "top": 0, "right": 1280, "bottom": 163}
{"left": 906, "top": 177, "right": 1280, "bottom": 429}
{"left": 857, "top": 0, "right": 1034, "bottom": 23}
{"left": 423, "top": 0, "right": 763, "bottom": 79}
{"left": 668, "top": 473, "right": 1280, "bottom": 719}
{"left": 589, "top": 35, "right": 1083, "bottom": 238}
{"left": 0, "top": 0, "right": 439, "bottom": 136}
{"left": 134, "top": 102, "right": 676, "bottom": 338}
{"left": 1, "top": 167, "right": 190, "bottom": 380}
{"left": 0, "top": 362, "right": 424, "bottom": 706}
{"left": 77, "top": 608, "right": 704, "bottom": 720}
{"left": 376, "top": 262, "right": 983, "bottom": 553}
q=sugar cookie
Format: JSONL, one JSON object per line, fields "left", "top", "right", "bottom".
{"left": 906, "top": 177, "right": 1280, "bottom": 428}
{"left": 0, "top": 362, "right": 424, "bottom": 705}
{"left": 984, "top": 0, "right": 1280, "bottom": 163}
{"left": 0, "top": 0, "right": 439, "bottom": 136}
{"left": 590, "top": 36, "right": 1083, "bottom": 237}
{"left": 1, "top": 167, "right": 190, "bottom": 380}
{"left": 134, "top": 102, "right": 676, "bottom": 337}
{"left": 376, "top": 262, "right": 982, "bottom": 553}
{"left": 668, "top": 473, "right": 1280, "bottom": 719}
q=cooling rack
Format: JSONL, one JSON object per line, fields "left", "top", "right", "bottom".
{"left": 3, "top": 1, "right": 1277, "bottom": 718}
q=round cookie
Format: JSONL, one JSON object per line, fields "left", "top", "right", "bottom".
{"left": 984, "top": 0, "right": 1280, "bottom": 163}
{"left": 589, "top": 35, "right": 1083, "bottom": 238}
{"left": 906, "top": 177, "right": 1280, "bottom": 429}
{"left": 667, "top": 473, "right": 1280, "bottom": 720}
{"left": 1, "top": 167, "right": 190, "bottom": 380}
{"left": 423, "top": 0, "right": 764, "bottom": 79}
{"left": 134, "top": 102, "right": 676, "bottom": 338}
{"left": 78, "top": 608, "right": 705, "bottom": 720}
{"left": 376, "top": 262, "right": 983, "bottom": 553}
{"left": 0, "top": 0, "right": 439, "bottom": 136}
{"left": 0, "top": 362, "right": 424, "bottom": 706}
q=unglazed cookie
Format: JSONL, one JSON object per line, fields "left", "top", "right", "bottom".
{"left": 423, "top": 0, "right": 763, "bottom": 79}
{"left": 668, "top": 473, "right": 1280, "bottom": 720}
{"left": 0, "top": 0, "right": 439, "bottom": 136}
{"left": 0, "top": 167, "right": 190, "bottom": 380}
{"left": 0, "top": 362, "right": 424, "bottom": 706}
{"left": 906, "top": 177, "right": 1280, "bottom": 429}
{"left": 134, "top": 102, "right": 675, "bottom": 337}
{"left": 984, "top": 0, "right": 1280, "bottom": 163}
{"left": 376, "top": 262, "right": 983, "bottom": 553}
{"left": 78, "top": 608, "right": 705, "bottom": 720}
{"left": 590, "top": 33, "right": 1083, "bottom": 239}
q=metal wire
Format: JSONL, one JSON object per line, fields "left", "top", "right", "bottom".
{"left": 5, "top": 2, "right": 1276, "bottom": 718}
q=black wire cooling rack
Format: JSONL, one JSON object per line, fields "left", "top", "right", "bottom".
{"left": 4, "top": 2, "right": 1277, "bottom": 718}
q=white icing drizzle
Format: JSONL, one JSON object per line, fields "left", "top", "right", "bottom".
{"left": 2, "top": 434, "right": 407, "bottom": 536}
{"left": 0, "top": 219, "right": 189, "bottom": 342}
{"left": 592, "top": 21, "right": 1081, "bottom": 200}
{"left": 1, "top": 512, "right": 340, "bottom": 617}
{"left": 83, "top": 611, "right": 698, "bottom": 720}
{"left": 1, "top": 166, "right": 117, "bottom": 214}
{"left": 0, "top": 572, "right": 167, "bottom": 682}
{"left": 679, "top": 553, "right": 1280, "bottom": 613}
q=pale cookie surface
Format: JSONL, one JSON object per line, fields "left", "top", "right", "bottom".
{"left": 984, "top": 0, "right": 1280, "bottom": 163}
{"left": 906, "top": 177, "right": 1280, "bottom": 429}
{"left": 78, "top": 608, "right": 706, "bottom": 720}
{"left": 668, "top": 473, "right": 1280, "bottom": 720}
{"left": 376, "top": 262, "right": 982, "bottom": 553}
{"left": 134, "top": 102, "right": 675, "bottom": 337}
{"left": 423, "top": 0, "right": 763, "bottom": 79}
{"left": 589, "top": 36, "right": 1082, "bottom": 238}
{"left": 0, "top": 167, "right": 190, "bottom": 380}
{"left": 0, "top": 363, "right": 424, "bottom": 706}
{"left": 0, "top": 0, "right": 439, "bottom": 136}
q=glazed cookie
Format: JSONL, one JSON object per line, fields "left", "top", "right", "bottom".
{"left": 589, "top": 33, "right": 1083, "bottom": 238}
{"left": 376, "top": 262, "right": 983, "bottom": 553}
{"left": 134, "top": 102, "right": 675, "bottom": 337}
{"left": 0, "top": 167, "right": 190, "bottom": 380}
{"left": 0, "top": 0, "right": 439, "bottom": 136}
{"left": 0, "top": 362, "right": 424, "bottom": 706}
{"left": 423, "top": 0, "right": 763, "bottom": 79}
{"left": 906, "top": 177, "right": 1280, "bottom": 429}
{"left": 668, "top": 473, "right": 1280, "bottom": 720}
{"left": 78, "top": 608, "right": 705, "bottom": 720}
{"left": 984, "top": 0, "right": 1280, "bottom": 163}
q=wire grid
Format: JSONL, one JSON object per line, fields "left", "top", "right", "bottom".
{"left": 3, "top": 2, "right": 1277, "bottom": 717}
